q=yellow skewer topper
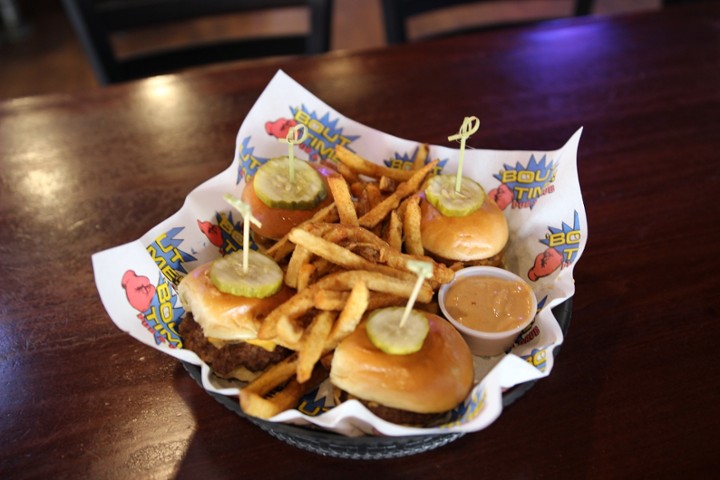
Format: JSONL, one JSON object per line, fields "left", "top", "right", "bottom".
{"left": 400, "top": 260, "right": 433, "bottom": 327}
{"left": 279, "top": 124, "right": 309, "bottom": 183}
{"left": 448, "top": 116, "right": 480, "bottom": 192}
{"left": 223, "top": 194, "right": 262, "bottom": 273}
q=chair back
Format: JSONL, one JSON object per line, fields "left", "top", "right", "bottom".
{"left": 62, "top": 0, "right": 333, "bottom": 84}
{"left": 381, "top": 0, "right": 595, "bottom": 44}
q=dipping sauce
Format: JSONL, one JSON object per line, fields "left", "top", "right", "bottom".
{"left": 443, "top": 276, "right": 534, "bottom": 333}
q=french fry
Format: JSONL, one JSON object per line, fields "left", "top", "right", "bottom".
{"left": 345, "top": 242, "right": 385, "bottom": 263}
{"left": 364, "top": 182, "right": 383, "bottom": 210}
{"left": 395, "top": 194, "right": 415, "bottom": 219}
{"left": 313, "top": 289, "right": 347, "bottom": 310}
{"left": 389, "top": 254, "right": 454, "bottom": 285}
{"left": 276, "top": 314, "right": 307, "bottom": 346}
{"left": 296, "top": 310, "right": 336, "bottom": 383}
{"left": 278, "top": 275, "right": 406, "bottom": 378}
{"left": 336, "top": 145, "right": 416, "bottom": 182}
{"left": 413, "top": 143, "right": 429, "bottom": 171}
{"left": 357, "top": 193, "right": 401, "bottom": 229}
{"left": 239, "top": 389, "right": 293, "bottom": 420}
{"left": 335, "top": 159, "right": 362, "bottom": 185}
{"left": 358, "top": 159, "right": 439, "bottom": 228}
{"left": 314, "top": 269, "right": 434, "bottom": 302}
{"left": 327, "top": 280, "right": 369, "bottom": 348}
{"left": 385, "top": 210, "right": 403, "bottom": 251}
{"left": 290, "top": 228, "right": 369, "bottom": 270}
{"left": 299, "top": 221, "right": 337, "bottom": 237}
{"left": 264, "top": 267, "right": 433, "bottom": 359}
{"left": 313, "top": 289, "right": 403, "bottom": 312}
{"left": 349, "top": 181, "right": 367, "bottom": 200}
{"left": 378, "top": 175, "right": 397, "bottom": 193}
{"left": 242, "top": 354, "right": 299, "bottom": 396}
{"left": 327, "top": 173, "right": 359, "bottom": 226}
{"left": 296, "top": 263, "right": 316, "bottom": 291}
{"left": 240, "top": 354, "right": 329, "bottom": 419}
{"left": 310, "top": 257, "right": 335, "bottom": 279}
{"left": 258, "top": 289, "right": 315, "bottom": 339}
{"left": 353, "top": 188, "right": 370, "bottom": 217}
{"left": 403, "top": 195, "right": 424, "bottom": 256}
{"left": 362, "top": 182, "right": 384, "bottom": 236}
{"left": 314, "top": 222, "right": 454, "bottom": 284}
{"left": 367, "top": 291, "right": 411, "bottom": 310}
{"left": 288, "top": 228, "right": 416, "bottom": 282}
{"left": 320, "top": 222, "right": 387, "bottom": 248}
{"left": 285, "top": 244, "right": 313, "bottom": 288}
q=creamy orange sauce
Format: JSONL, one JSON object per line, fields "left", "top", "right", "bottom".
{"left": 444, "top": 276, "right": 534, "bottom": 333}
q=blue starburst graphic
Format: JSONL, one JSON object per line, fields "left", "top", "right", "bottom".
{"left": 540, "top": 211, "right": 582, "bottom": 264}
{"left": 215, "top": 210, "right": 256, "bottom": 253}
{"left": 142, "top": 273, "right": 185, "bottom": 348}
{"left": 493, "top": 154, "right": 558, "bottom": 208}
{"left": 290, "top": 105, "right": 360, "bottom": 161}
{"left": 146, "top": 227, "right": 196, "bottom": 285}
{"left": 237, "top": 135, "right": 270, "bottom": 183}
{"left": 382, "top": 145, "right": 448, "bottom": 172}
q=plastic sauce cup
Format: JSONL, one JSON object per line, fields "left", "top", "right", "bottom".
{"left": 439, "top": 266, "right": 538, "bottom": 357}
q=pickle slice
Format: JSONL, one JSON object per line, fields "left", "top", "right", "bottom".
{"left": 253, "top": 157, "right": 327, "bottom": 210}
{"left": 210, "top": 250, "right": 283, "bottom": 298}
{"left": 425, "top": 174, "right": 485, "bottom": 217}
{"left": 366, "top": 307, "right": 430, "bottom": 355}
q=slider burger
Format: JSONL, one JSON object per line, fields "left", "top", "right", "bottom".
{"left": 420, "top": 174, "right": 508, "bottom": 268}
{"left": 178, "top": 249, "right": 294, "bottom": 381}
{"left": 330, "top": 307, "right": 474, "bottom": 426}
{"left": 241, "top": 156, "right": 334, "bottom": 248}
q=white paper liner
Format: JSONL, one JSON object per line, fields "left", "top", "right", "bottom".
{"left": 92, "top": 70, "right": 587, "bottom": 437}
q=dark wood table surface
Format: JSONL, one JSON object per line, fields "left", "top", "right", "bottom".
{"left": 2, "top": 2, "right": 719, "bottom": 478}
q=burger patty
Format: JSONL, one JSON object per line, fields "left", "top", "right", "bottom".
{"left": 179, "top": 314, "right": 292, "bottom": 376}
{"left": 430, "top": 248, "right": 505, "bottom": 270}
{"left": 335, "top": 389, "right": 450, "bottom": 427}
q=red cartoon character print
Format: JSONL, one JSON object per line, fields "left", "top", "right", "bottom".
{"left": 121, "top": 270, "right": 155, "bottom": 313}
{"left": 489, "top": 183, "right": 514, "bottom": 210}
{"left": 197, "top": 219, "right": 223, "bottom": 249}
{"left": 528, "top": 247, "right": 563, "bottom": 281}
{"left": 265, "top": 117, "right": 298, "bottom": 140}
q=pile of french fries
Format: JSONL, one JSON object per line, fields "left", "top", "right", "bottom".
{"left": 239, "top": 144, "right": 455, "bottom": 420}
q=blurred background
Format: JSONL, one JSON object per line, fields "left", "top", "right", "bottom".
{"left": 1, "top": 0, "right": 661, "bottom": 101}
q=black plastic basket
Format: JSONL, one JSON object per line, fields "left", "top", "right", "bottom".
{"left": 183, "top": 298, "right": 573, "bottom": 459}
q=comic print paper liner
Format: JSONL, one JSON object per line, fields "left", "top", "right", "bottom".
{"left": 92, "top": 70, "right": 587, "bottom": 438}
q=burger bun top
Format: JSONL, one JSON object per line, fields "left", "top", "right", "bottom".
{"left": 420, "top": 196, "right": 508, "bottom": 262}
{"left": 330, "top": 312, "right": 474, "bottom": 414}
{"left": 177, "top": 262, "right": 293, "bottom": 341}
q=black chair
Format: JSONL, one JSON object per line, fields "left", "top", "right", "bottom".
{"left": 381, "top": 0, "right": 595, "bottom": 44}
{"left": 61, "top": 0, "right": 333, "bottom": 84}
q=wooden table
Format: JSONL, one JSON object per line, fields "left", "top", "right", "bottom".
{"left": 1, "top": 2, "right": 718, "bottom": 478}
